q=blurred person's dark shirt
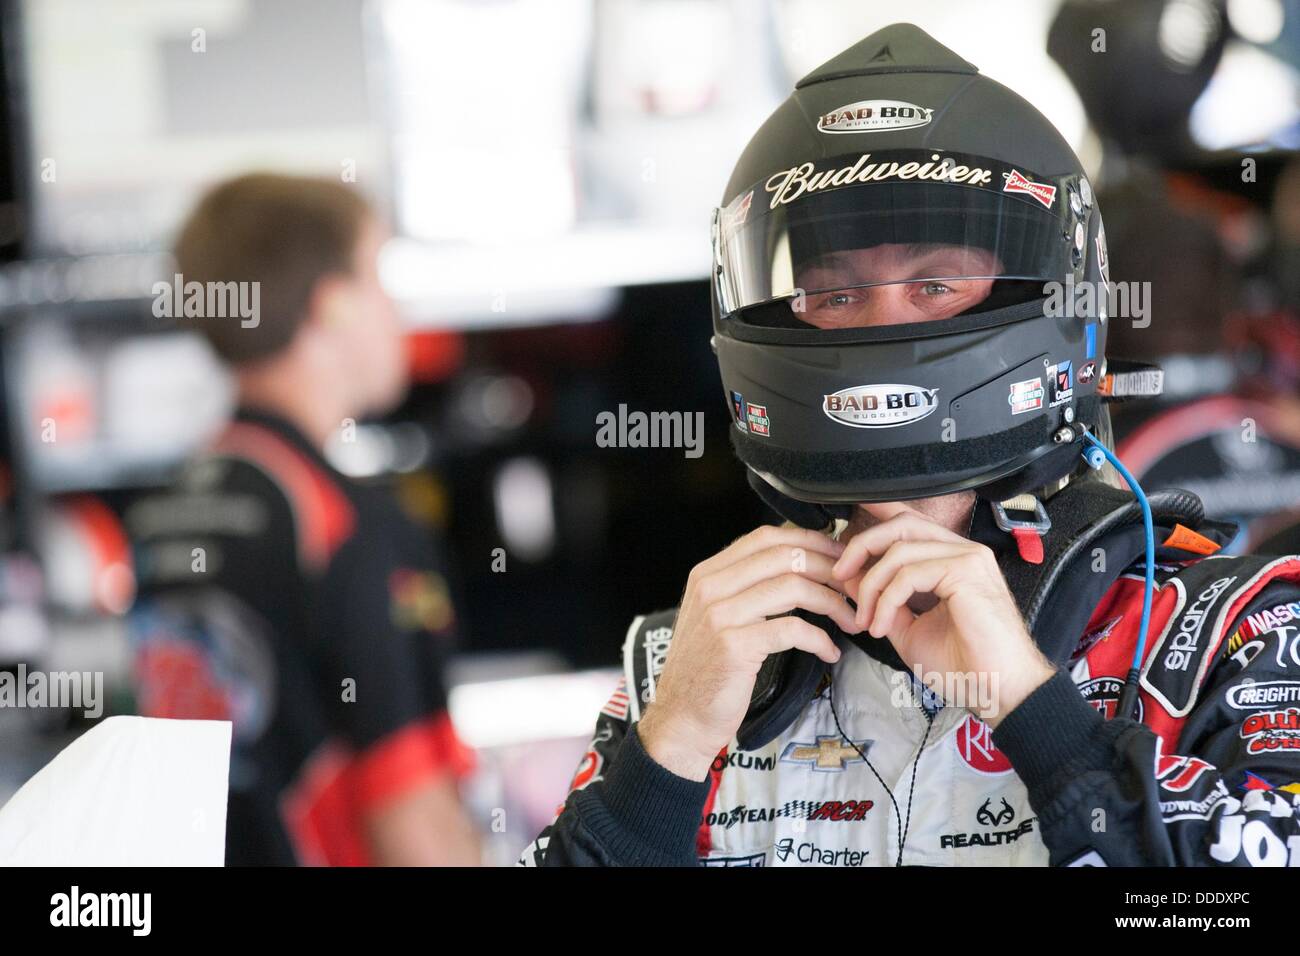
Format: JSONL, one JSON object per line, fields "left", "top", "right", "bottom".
{"left": 126, "top": 408, "right": 472, "bottom": 865}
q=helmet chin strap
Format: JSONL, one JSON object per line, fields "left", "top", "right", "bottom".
{"left": 746, "top": 412, "right": 1123, "bottom": 558}
{"left": 748, "top": 459, "right": 1065, "bottom": 560}
{"left": 746, "top": 469, "right": 853, "bottom": 533}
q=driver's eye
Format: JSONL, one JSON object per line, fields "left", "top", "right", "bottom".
{"left": 920, "top": 282, "right": 952, "bottom": 295}
{"left": 828, "top": 293, "right": 853, "bottom": 306}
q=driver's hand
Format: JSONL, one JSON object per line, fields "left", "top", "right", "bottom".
{"left": 638, "top": 526, "right": 859, "bottom": 781}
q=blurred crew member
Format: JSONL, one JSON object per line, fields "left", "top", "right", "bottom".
{"left": 1098, "top": 164, "right": 1300, "bottom": 554}
{"left": 128, "top": 174, "right": 480, "bottom": 866}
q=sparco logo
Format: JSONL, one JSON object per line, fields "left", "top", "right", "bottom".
{"left": 640, "top": 625, "right": 672, "bottom": 704}
{"left": 817, "top": 100, "right": 933, "bottom": 134}
{"left": 1163, "top": 576, "right": 1236, "bottom": 672}
{"left": 824, "top": 384, "right": 938, "bottom": 428}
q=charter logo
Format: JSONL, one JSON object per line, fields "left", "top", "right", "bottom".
{"left": 50, "top": 886, "right": 151, "bottom": 936}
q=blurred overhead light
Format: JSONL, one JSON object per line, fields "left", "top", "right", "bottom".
{"left": 493, "top": 456, "right": 556, "bottom": 563}
{"left": 449, "top": 669, "right": 622, "bottom": 748}
{"left": 1160, "top": 0, "right": 1223, "bottom": 70}
{"left": 1190, "top": 40, "right": 1299, "bottom": 148}
{"left": 1228, "top": 0, "right": 1286, "bottom": 44}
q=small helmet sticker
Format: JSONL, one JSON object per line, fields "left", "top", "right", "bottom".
{"left": 1002, "top": 168, "right": 1057, "bottom": 209}
{"left": 823, "top": 383, "right": 939, "bottom": 428}
{"left": 1095, "top": 223, "right": 1109, "bottom": 283}
{"left": 1008, "top": 377, "right": 1045, "bottom": 415}
{"left": 817, "top": 100, "right": 934, "bottom": 134}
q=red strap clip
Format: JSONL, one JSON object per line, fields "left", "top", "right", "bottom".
{"left": 992, "top": 498, "right": 1051, "bottom": 566}
{"left": 1011, "top": 527, "right": 1045, "bottom": 564}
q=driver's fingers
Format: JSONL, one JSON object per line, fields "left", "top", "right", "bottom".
{"left": 696, "top": 525, "right": 844, "bottom": 581}
{"left": 710, "top": 572, "right": 862, "bottom": 636}
{"left": 694, "top": 546, "right": 850, "bottom": 608}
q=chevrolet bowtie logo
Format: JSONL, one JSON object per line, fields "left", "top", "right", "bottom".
{"left": 780, "top": 735, "right": 871, "bottom": 772}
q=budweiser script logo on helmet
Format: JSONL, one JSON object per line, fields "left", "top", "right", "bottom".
{"left": 817, "top": 100, "right": 934, "bottom": 134}
{"left": 823, "top": 383, "right": 939, "bottom": 428}
{"left": 765, "top": 153, "right": 994, "bottom": 209}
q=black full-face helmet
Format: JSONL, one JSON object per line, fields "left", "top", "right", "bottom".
{"left": 712, "top": 23, "right": 1112, "bottom": 518}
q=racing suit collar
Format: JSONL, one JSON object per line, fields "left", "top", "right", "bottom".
{"left": 232, "top": 406, "right": 341, "bottom": 478}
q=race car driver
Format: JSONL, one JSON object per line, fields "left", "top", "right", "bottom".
{"left": 127, "top": 173, "right": 480, "bottom": 865}
{"left": 522, "top": 24, "right": 1300, "bottom": 867}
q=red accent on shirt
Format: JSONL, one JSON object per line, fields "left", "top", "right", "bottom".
{"left": 696, "top": 750, "right": 727, "bottom": 856}
{"left": 280, "top": 712, "right": 475, "bottom": 866}
{"left": 210, "top": 422, "right": 356, "bottom": 573}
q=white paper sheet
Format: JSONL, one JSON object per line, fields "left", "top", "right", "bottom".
{"left": 0, "top": 716, "right": 231, "bottom": 866}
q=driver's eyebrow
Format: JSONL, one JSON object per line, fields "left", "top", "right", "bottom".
{"left": 902, "top": 243, "right": 944, "bottom": 260}
{"left": 901, "top": 245, "right": 988, "bottom": 280}
{"left": 902, "top": 243, "right": 975, "bottom": 264}
{"left": 796, "top": 251, "right": 855, "bottom": 275}
{"left": 801, "top": 245, "right": 959, "bottom": 273}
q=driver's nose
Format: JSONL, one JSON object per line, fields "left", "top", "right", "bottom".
{"left": 860, "top": 284, "right": 923, "bottom": 329}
